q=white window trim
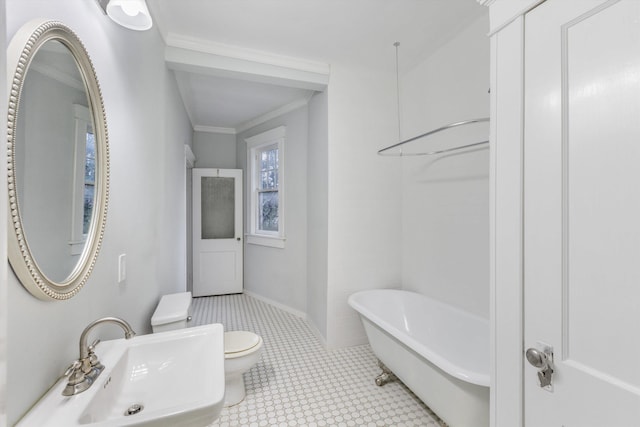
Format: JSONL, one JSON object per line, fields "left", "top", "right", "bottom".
{"left": 69, "top": 104, "right": 91, "bottom": 255}
{"left": 245, "top": 126, "right": 286, "bottom": 248}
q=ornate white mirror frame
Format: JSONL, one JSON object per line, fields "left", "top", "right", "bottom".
{"left": 6, "top": 20, "right": 109, "bottom": 300}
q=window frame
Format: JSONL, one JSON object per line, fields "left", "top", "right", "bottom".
{"left": 245, "top": 126, "right": 286, "bottom": 248}
{"left": 69, "top": 104, "right": 93, "bottom": 255}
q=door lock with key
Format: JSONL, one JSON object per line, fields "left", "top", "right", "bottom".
{"left": 525, "top": 344, "right": 554, "bottom": 391}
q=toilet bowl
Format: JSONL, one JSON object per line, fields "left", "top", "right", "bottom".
{"left": 223, "top": 330, "right": 263, "bottom": 406}
{"left": 151, "top": 292, "right": 263, "bottom": 407}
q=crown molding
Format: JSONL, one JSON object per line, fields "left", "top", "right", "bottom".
{"left": 166, "top": 33, "right": 330, "bottom": 75}
{"left": 236, "top": 93, "right": 313, "bottom": 134}
{"left": 165, "top": 34, "right": 329, "bottom": 91}
{"left": 193, "top": 125, "right": 237, "bottom": 135}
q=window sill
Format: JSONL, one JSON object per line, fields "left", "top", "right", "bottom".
{"left": 245, "top": 234, "right": 286, "bottom": 249}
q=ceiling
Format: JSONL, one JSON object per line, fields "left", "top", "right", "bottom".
{"left": 147, "top": 0, "right": 487, "bottom": 133}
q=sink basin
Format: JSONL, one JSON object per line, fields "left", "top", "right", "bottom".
{"left": 18, "top": 324, "right": 225, "bottom": 427}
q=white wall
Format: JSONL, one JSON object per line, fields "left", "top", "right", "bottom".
{"left": 322, "top": 14, "right": 490, "bottom": 348}
{"left": 400, "top": 15, "right": 490, "bottom": 318}
{"left": 5, "top": 1, "right": 192, "bottom": 424}
{"left": 325, "top": 63, "right": 403, "bottom": 348}
{"left": 236, "top": 106, "right": 309, "bottom": 314}
{"left": 193, "top": 131, "right": 237, "bottom": 169}
{"left": 306, "top": 91, "right": 329, "bottom": 339}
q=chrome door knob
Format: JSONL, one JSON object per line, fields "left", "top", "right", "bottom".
{"left": 526, "top": 346, "right": 554, "bottom": 389}
{"left": 526, "top": 347, "right": 549, "bottom": 369}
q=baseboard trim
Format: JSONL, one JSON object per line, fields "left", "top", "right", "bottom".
{"left": 244, "top": 290, "right": 307, "bottom": 319}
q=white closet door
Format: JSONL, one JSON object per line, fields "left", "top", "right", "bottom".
{"left": 193, "top": 168, "right": 243, "bottom": 297}
{"left": 524, "top": 0, "right": 640, "bottom": 425}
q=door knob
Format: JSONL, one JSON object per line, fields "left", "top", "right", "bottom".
{"left": 526, "top": 347, "right": 549, "bottom": 370}
{"left": 525, "top": 345, "right": 554, "bottom": 390}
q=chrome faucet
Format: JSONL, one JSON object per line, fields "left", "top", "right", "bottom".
{"left": 62, "top": 317, "right": 136, "bottom": 396}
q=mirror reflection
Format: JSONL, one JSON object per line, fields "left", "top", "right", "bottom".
{"left": 16, "top": 40, "right": 96, "bottom": 283}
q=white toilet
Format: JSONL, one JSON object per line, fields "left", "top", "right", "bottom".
{"left": 151, "top": 292, "right": 263, "bottom": 407}
{"left": 223, "top": 330, "right": 263, "bottom": 406}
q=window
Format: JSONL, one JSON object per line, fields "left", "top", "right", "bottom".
{"left": 246, "top": 126, "right": 285, "bottom": 248}
{"left": 70, "top": 104, "right": 95, "bottom": 255}
{"left": 84, "top": 131, "right": 96, "bottom": 234}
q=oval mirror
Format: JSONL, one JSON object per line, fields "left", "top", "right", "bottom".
{"left": 6, "top": 21, "right": 109, "bottom": 300}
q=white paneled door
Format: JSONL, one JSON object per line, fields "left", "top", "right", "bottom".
{"left": 193, "top": 168, "right": 243, "bottom": 297}
{"left": 524, "top": 0, "right": 640, "bottom": 425}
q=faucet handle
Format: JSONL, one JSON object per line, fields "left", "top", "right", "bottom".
{"left": 62, "top": 360, "right": 91, "bottom": 396}
{"left": 87, "top": 339, "right": 104, "bottom": 370}
{"left": 64, "top": 360, "right": 82, "bottom": 377}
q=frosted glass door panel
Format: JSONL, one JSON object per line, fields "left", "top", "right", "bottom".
{"left": 201, "top": 177, "right": 235, "bottom": 239}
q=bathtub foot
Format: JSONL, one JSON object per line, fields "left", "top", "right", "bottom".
{"left": 375, "top": 360, "right": 396, "bottom": 386}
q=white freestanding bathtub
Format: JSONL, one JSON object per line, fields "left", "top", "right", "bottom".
{"left": 348, "top": 289, "right": 489, "bottom": 427}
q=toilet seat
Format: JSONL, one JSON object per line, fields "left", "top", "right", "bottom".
{"left": 224, "top": 331, "right": 262, "bottom": 359}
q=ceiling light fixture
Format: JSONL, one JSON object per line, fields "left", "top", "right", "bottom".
{"left": 96, "top": 0, "right": 153, "bottom": 31}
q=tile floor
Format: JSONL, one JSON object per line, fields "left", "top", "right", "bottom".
{"left": 192, "top": 293, "right": 445, "bottom": 427}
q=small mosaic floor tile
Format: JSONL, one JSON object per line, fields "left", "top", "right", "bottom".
{"left": 192, "top": 294, "right": 444, "bottom": 427}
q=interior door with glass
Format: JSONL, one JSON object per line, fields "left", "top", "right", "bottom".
{"left": 524, "top": 0, "right": 640, "bottom": 425}
{"left": 192, "top": 168, "right": 243, "bottom": 296}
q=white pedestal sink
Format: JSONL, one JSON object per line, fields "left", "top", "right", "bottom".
{"left": 18, "top": 324, "right": 225, "bottom": 427}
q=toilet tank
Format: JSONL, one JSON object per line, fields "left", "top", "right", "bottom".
{"left": 151, "top": 292, "right": 192, "bottom": 333}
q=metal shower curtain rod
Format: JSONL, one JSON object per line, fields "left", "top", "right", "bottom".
{"left": 377, "top": 117, "right": 490, "bottom": 157}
